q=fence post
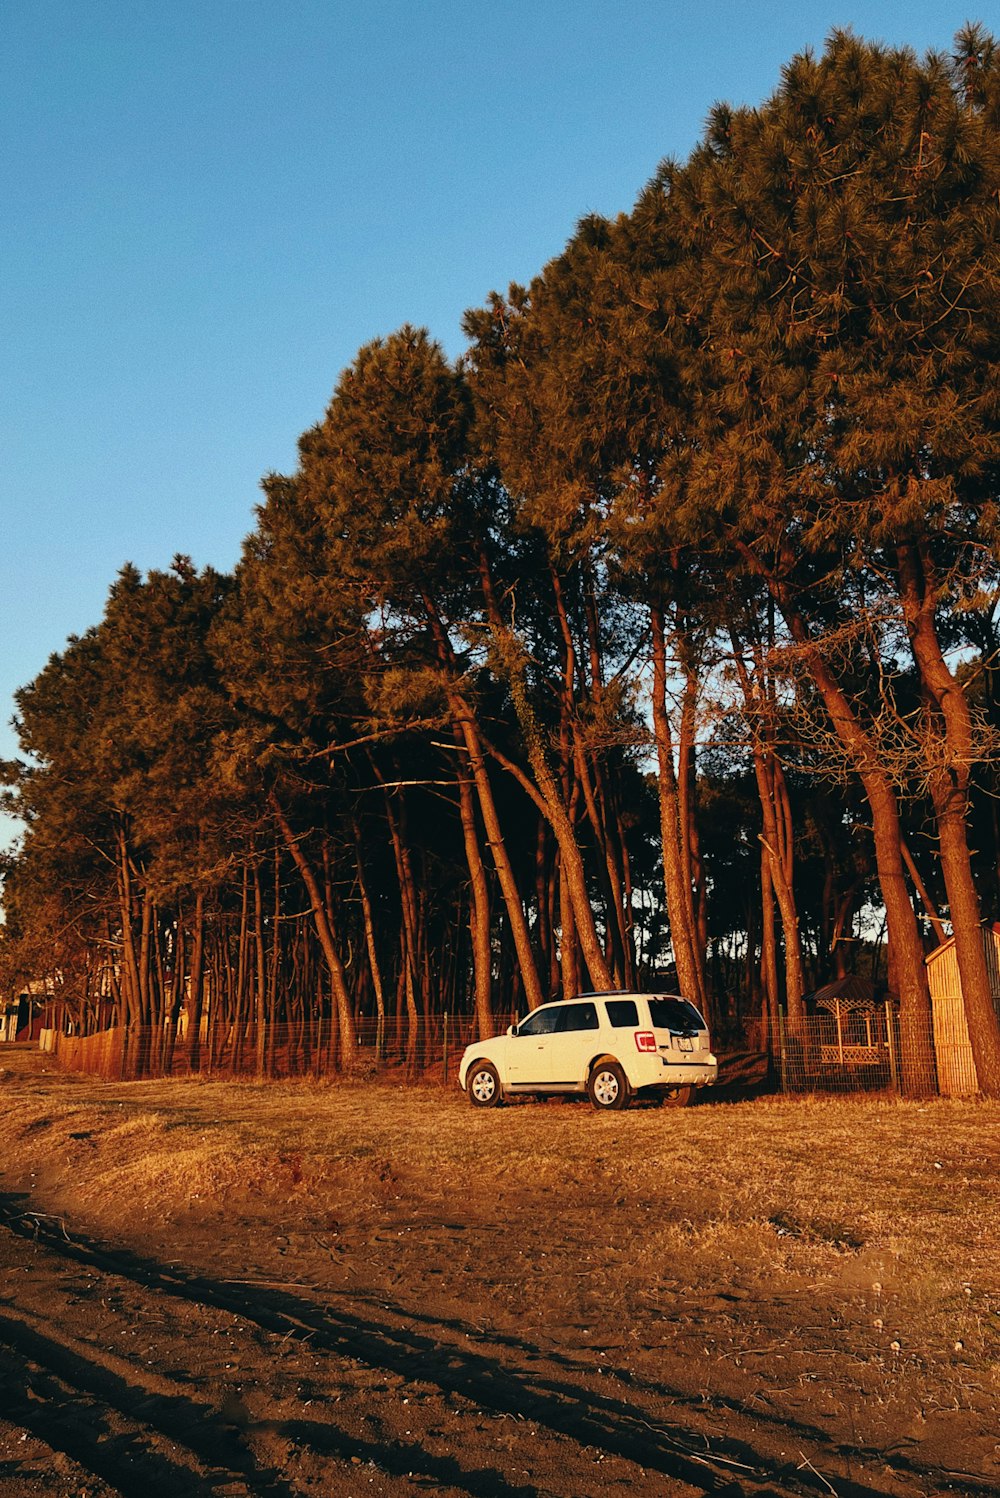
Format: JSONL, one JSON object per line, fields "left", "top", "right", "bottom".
{"left": 885, "top": 999, "right": 900, "bottom": 1095}
{"left": 442, "top": 1011, "right": 449, "bottom": 1084}
{"left": 778, "top": 1010, "right": 788, "bottom": 1094}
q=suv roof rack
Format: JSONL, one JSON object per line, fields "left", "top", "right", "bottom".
{"left": 572, "top": 989, "right": 633, "bottom": 998}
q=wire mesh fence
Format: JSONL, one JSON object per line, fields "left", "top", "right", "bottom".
{"left": 776, "top": 1006, "right": 955, "bottom": 1097}
{"left": 42, "top": 1002, "right": 979, "bottom": 1098}
{"left": 51, "top": 1015, "right": 483, "bottom": 1084}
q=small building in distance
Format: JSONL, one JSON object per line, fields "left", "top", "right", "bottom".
{"left": 0, "top": 998, "right": 20, "bottom": 1043}
{"left": 0, "top": 989, "right": 46, "bottom": 1043}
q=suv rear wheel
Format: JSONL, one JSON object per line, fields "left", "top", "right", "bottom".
{"left": 588, "top": 1060, "right": 630, "bottom": 1111}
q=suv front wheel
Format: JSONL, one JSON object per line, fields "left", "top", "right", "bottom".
{"left": 467, "top": 1061, "right": 503, "bottom": 1108}
{"left": 588, "top": 1059, "right": 630, "bottom": 1111}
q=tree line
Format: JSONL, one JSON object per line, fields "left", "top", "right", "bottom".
{"left": 3, "top": 27, "right": 1000, "bottom": 1094}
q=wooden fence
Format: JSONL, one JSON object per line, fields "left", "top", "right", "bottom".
{"left": 51, "top": 1015, "right": 480, "bottom": 1083}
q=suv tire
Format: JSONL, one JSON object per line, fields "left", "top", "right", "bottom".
{"left": 588, "top": 1059, "right": 630, "bottom": 1111}
{"left": 467, "top": 1060, "right": 503, "bottom": 1108}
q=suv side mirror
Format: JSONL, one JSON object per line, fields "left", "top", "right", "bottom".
{"left": 507, "top": 1023, "right": 517, "bottom": 1036}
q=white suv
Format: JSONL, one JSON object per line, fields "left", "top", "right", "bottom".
{"left": 458, "top": 992, "right": 717, "bottom": 1110}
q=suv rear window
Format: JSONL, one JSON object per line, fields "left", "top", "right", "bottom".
{"left": 648, "top": 998, "right": 705, "bottom": 1033}
{"left": 605, "top": 999, "right": 639, "bottom": 1028}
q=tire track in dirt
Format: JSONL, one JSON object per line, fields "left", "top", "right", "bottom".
{"left": 0, "top": 1305, "right": 297, "bottom": 1498}
{"left": 3, "top": 1195, "right": 981, "bottom": 1498}
{"left": 0, "top": 1205, "right": 576, "bottom": 1496}
{"left": 0, "top": 1304, "right": 539, "bottom": 1498}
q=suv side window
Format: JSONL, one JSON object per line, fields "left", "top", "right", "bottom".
{"left": 556, "top": 1002, "right": 599, "bottom": 1032}
{"left": 605, "top": 999, "right": 639, "bottom": 1028}
{"left": 517, "top": 1006, "right": 562, "bottom": 1037}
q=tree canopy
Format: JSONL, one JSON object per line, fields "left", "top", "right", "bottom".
{"left": 4, "top": 26, "right": 999, "bottom": 1094}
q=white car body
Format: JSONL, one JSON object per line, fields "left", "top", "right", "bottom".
{"left": 458, "top": 991, "right": 717, "bottom": 1109}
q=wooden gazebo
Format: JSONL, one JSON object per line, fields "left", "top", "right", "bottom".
{"left": 802, "top": 975, "right": 898, "bottom": 1073}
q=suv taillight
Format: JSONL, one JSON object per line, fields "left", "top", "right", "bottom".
{"left": 634, "top": 1031, "right": 657, "bottom": 1053}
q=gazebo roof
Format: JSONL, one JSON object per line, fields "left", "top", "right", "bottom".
{"left": 802, "top": 975, "right": 895, "bottom": 1014}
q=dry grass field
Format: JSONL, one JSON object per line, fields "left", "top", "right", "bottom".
{"left": 0, "top": 1046, "right": 998, "bottom": 1496}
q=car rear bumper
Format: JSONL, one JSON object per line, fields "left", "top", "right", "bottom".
{"left": 629, "top": 1053, "right": 718, "bottom": 1089}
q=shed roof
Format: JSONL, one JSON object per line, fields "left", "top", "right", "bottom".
{"left": 925, "top": 921, "right": 1000, "bottom": 966}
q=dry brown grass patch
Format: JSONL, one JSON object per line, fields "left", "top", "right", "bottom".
{"left": 1, "top": 1051, "right": 998, "bottom": 1417}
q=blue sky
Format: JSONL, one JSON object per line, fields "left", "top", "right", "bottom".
{"left": 1, "top": 0, "right": 983, "bottom": 844}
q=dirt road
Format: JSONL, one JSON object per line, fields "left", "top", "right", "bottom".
{"left": 0, "top": 1194, "right": 804, "bottom": 1497}
{"left": 1, "top": 1050, "right": 997, "bottom": 1496}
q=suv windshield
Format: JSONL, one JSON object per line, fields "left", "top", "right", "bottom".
{"left": 648, "top": 997, "right": 705, "bottom": 1034}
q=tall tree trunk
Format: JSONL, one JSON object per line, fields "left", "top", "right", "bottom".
{"left": 677, "top": 642, "right": 709, "bottom": 1008}
{"left": 253, "top": 860, "right": 268, "bottom": 1078}
{"left": 352, "top": 822, "right": 387, "bottom": 1055}
{"left": 900, "top": 838, "right": 947, "bottom": 946}
{"left": 582, "top": 563, "right": 637, "bottom": 985}
{"left": 163, "top": 915, "right": 185, "bottom": 1068}
{"left": 897, "top": 538, "right": 1000, "bottom": 1095}
{"left": 116, "top": 826, "right": 143, "bottom": 1033}
{"left": 830, "top": 886, "right": 860, "bottom": 979}
{"left": 136, "top": 891, "right": 154, "bottom": 1036}
{"left": 554, "top": 850, "right": 578, "bottom": 996}
{"left": 268, "top": 850, "right": 282, "bottom": 1067}
{"left": 454, "top": 702, "right": 545, "bottom": 1010}
{"left": 759, "top": 845, "right": 780, "bottom": 1058}
{"left": 269, "top": 793, "right": 357, "bottom": 1066}
{"left": 378, "top": 783, "right": 421, "bottom": 1069}
{"left": 616, "top": 785, "right": 638, "bottom": 990}
{"left": 450, "top": 726, "right": 494, "bottom": 1039}
{"left": 551, "top": 565, "right": 626, "bottom": 987}
{"left": 544, "top": 831, "right": 560, "bottom": 994}
{"left": 420, "top": 596, "right": 544, "bottom": 1012}
{"left": 770, "top": 588, "right": 937, "bottom": 1095}
{"left": 507, "top": 700, "right": 613, "bottom": 991}
{"left": 470, "top": 569, "right": 612, "bottom": 992}
{"left": 729, "top": 620, "right": 806, "bottom": 1025}
{"left": 651, "top": 605, "right": 705, "bottom": 1004}
{"left": 231, "top": 865, "right": 250, "bottom": 1068}
{"left": 534, "top": 818, "right": 555, "bottom": 994}
{"left": 187, "top": 890, "right": 207, "bottom": 1071}
{"left": 754, "top": 751, "right": 805, "bottom": 1025}
{"left": 573, "top": 737, "right": 627, "bottom": 985}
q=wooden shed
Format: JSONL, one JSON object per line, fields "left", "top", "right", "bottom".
{"left": 926, "top": 924, "right": 1000, "bottom": 1097}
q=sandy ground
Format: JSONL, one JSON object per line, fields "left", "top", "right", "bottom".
{"left": 0, "top": 1046, "right": 998, "bottom": 1497}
